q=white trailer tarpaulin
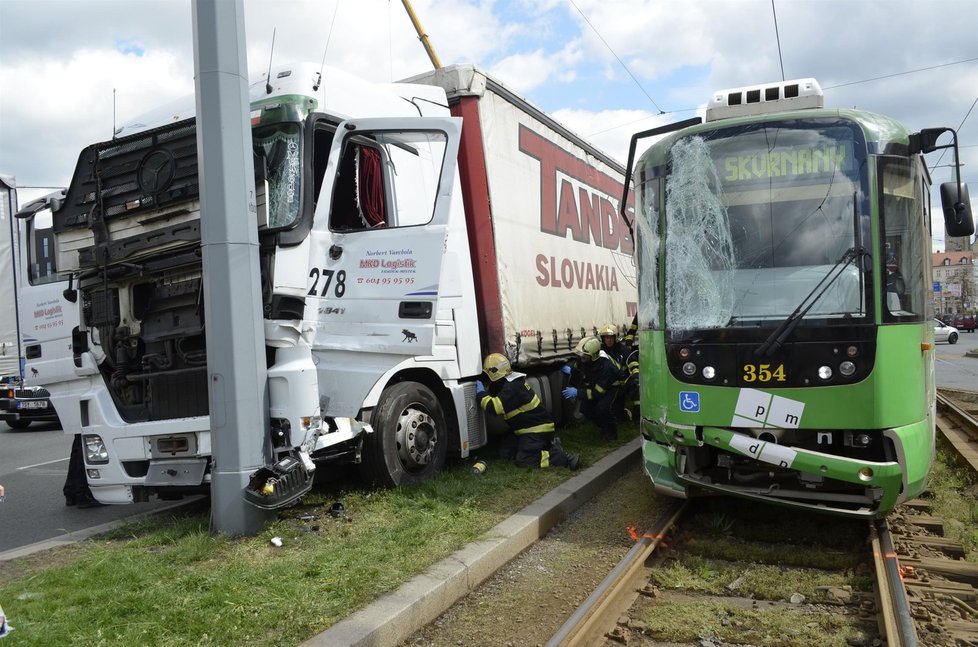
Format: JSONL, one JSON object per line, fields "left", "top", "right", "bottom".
{"left": 0, "top": 178, "right": 20, "bottom": 377}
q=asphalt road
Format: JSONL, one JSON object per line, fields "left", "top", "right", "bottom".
{"left": 1, "top": 331, "right": 974, "bottom": 556}
{"left": 934, "top": 328, "right": 978, "bottom": 391}
{"left": 0, "top": 421, "right": 177, "bottom": 554}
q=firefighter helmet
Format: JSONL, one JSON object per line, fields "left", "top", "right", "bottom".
{"left": 483, "top": 353, "right": 512, "bottom": 382}
{"left": 578, "top": 337, "right": 601, "bottom": 360}
{"left": 599, "top": 323, "right": 618, "bottom": 339}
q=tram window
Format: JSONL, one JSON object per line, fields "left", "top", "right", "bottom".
{"left": 879, "top": 158, "right": 926, "bottom": 322}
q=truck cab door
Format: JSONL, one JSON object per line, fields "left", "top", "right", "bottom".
{"left": 306, "top": 117, "right": 461, "bottom": 360}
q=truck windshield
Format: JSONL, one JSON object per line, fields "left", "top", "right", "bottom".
{"left": 661, "top": 121, "right": 869, "bottom": 330}
{"left": 254, "top": 122, "right": 302, "bottom": 229}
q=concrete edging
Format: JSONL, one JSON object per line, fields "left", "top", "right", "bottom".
{"left": 301, "top": 437, "right": 642, "bottom": 647}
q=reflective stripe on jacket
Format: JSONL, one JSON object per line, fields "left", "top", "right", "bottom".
{"left": 479, "top": 376, "right": 555, "bottom": 434}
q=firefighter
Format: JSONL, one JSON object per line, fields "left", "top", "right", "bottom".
{"left": 477, "top": 353, "right": 580, "bottom": 471}
{"left": 623, "top": 313, "right": 638, "bottom": 347}
{"left": 562, "top": 336, "right": 623, "bottom": 441}
{"left": 599, "top": 323, "right": 640, "bottom": 422}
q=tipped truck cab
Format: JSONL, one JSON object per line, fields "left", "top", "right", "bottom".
{"left": 47, "top": 63, "right": 635, "bottom": 506}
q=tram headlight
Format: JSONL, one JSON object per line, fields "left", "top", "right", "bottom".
{"left": 817, "top": 365, "right": 833, "bottom": 380}
{"left": 839, "top": 361, "right": 856, "bottom": 377}
{"left": 857, "top": 467, "right": 874, "bottom": 482}
{"left": 679, "top": 347, "right": 691, "bottom": 359}
{"left": 855, "top": 433, "right": 871, "bottom": 447}
{"left": 682, "top": 362, "right": 697, "bottom": 376}
{"left": 702, "top": 366, "right": 716, "bottom": 380}
{"left": 846, "top": 345, "right": 858, "bottom": 357}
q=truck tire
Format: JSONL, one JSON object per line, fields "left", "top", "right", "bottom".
{"left": 361, "top": 381, "right": 448, "bottom": 487}
{"left": 547, "top": 370, "right": 565, "bottom": 426}
{"left": 527, "top": 376, "right": 553, "bottom": 423}
{"left": 6, "top": 420, "right": 31, "bottom": 429}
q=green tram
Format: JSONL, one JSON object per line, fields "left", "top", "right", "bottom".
{"left": 621, "top": 79, "right": 974, "bottom": 518}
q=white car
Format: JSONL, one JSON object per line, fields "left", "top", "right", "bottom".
{"left": 934, "top": 319, "right": 959, "bottom": 345}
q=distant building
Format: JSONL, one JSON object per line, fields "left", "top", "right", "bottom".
{"left": 932, "top": 250, "right": 976, "bottom": 315}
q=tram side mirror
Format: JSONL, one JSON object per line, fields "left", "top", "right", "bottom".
{"left": 940, "top": 182, "right": 975, "bottom": 238}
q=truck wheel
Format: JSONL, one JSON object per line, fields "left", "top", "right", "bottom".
{"left": 527, "top": 376, "right": 553, "bottom": 423}
{"left": 6, "top": 420, "right": 31, "bottom": 429}
{"left": 361, "top": 381, "right": 448, "bottom": 487}
{"left": 547, "top": 371, "right": 566, "bottom": 426}
{"left": 948, "top": 332, "right": 958, "bottom": 344}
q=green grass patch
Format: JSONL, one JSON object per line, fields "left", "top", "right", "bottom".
{"left": 640, "top": 597, "right": 874, "bottom": 647}
{"left": 650, "top": 556, "right": 870, "bottom": 600}
{"left": 926, "top": 442, "right": 978, "bottom": 560}
{"left": 0, "top": 422, "right": 634, "bottom": 646}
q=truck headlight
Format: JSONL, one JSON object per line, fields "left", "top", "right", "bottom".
{"left": 84, "top": 434, "right": 109, "bottom": 464}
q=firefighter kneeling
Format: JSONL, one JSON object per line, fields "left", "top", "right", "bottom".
{"left": 478, "top": 354, "right": 581, "bottom": 471}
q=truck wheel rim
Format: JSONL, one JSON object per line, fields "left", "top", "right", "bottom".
{"left": 395, "top": 406, "right": 436, "bottom": 470}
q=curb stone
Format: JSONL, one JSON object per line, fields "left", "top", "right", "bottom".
{"left": 301, "top": 437, "right": 642, "bottom": 647}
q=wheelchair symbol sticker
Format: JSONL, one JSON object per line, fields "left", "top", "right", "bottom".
{"left": 679, "top": 391, "right": 700, "bottom": 412}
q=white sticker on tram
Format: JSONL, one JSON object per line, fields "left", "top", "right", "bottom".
{"left": 729, "top": 433, "right": 798, "bottom": 469}
{"left": 731, "top": 388, "right": 805, "bottom": 429}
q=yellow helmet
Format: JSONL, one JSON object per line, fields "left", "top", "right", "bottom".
{"left": 483, "top": 353, "right": 512, "bottom": 381}
{"left": 576, "top": 336, "right": 601, "bottom": 360}
{"left": 599, "top": 323, "right": 618, "bottom": 339}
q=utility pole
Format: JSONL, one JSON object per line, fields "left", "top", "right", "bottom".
{"left": 192, "top": 0, "right": 274, "bottom": 534}
{"left": 401, "top": 0, "right": 442, "bottom": 70}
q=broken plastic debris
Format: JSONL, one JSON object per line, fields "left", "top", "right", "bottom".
{"left": 270, "top": 536, "right": 283, "bottom": 547}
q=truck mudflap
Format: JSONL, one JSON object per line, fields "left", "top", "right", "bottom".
{"left": 244, "top": 452, "right": 315, "bottom": 510}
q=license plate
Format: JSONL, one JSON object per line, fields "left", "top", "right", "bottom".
{"left": 17, "top": 400, "right": 48, "bottom": 409}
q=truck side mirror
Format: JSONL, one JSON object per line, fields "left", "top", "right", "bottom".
{"left": 940, "top": 182, "right": 975, "bottom": 238}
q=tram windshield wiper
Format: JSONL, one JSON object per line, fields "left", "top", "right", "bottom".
{"left": 755, "top": 246, "right": 866, "bottom": 357}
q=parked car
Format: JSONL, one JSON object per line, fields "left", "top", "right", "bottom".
{"left": 950, "top": 314, "right": 976, "bottom": 333}
{"left": 934, "top": 319, "right": 960, "bottom": 345}
{"left": 0, "top": 376, "right": 60, "bottom": 429}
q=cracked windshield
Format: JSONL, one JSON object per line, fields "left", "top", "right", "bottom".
{"left": 659, "top": 123, "right": 868, "bottom": 331}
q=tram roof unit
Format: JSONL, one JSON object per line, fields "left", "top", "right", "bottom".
{"left": 706, "top": 78, "right": 823, "bottom": 122}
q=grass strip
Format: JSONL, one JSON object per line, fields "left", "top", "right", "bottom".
{"left": 0, "top": 422, "right": 632, "bottom": 646}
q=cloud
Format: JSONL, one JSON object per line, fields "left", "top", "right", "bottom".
{"left": 550, "top": 107, "right": 676, "bottom": 165}
{"left": 489, "top": 43, "right": 584, "bottom": 94}
{"left": 114, "top": 38, "right": 145, "bottom": 57}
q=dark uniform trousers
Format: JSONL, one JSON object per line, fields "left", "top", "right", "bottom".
{"left": 579, "top": 354, "right": 622, "bottom": 440}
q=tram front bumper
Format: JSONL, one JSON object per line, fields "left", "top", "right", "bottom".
{"left": 641, "top": 421, "right": 908, "bottom": 517}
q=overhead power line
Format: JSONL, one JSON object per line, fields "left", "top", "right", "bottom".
{"left": 824, "top": 57, "right": 978, "bottom": 89}
{"left": 931, "top": 94, "right": 978, "bottom": 172}
{"left": 567, "top": 0, "right": 665, "bottom": 114}
{"left": 771, "top": 0, "right": 785, "bottom": 81}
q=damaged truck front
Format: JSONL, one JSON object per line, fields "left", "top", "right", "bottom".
{"left": 46, "top": 63, "right": 466, "bottom": 505}
{"left": 45, "top": 62, "right": 635, "bottom": 507}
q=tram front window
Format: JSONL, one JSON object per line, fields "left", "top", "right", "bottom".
{"left": 661, "top": 122, "right": 869, "bottom": 330}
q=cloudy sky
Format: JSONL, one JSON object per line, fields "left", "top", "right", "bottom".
{"left": 1, "top": 0, "right": 976, "bottom": 249}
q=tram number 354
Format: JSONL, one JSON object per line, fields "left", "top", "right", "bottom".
{"left": 742, "top": 364, "right": 787, "bottom": 383}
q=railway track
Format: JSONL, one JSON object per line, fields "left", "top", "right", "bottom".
{"left": 544, "top": 391, "right": 978, "bottom": 647}
{"left": 407, "top": 389, "right": 978, "bottom": 647}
